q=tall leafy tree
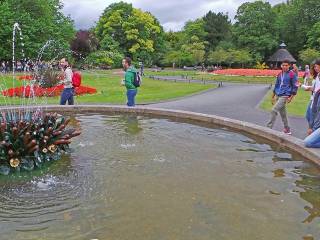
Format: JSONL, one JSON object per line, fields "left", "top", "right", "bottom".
{"left": 299, "top": 48, "right": 320, "bottom": 64}
{"left": 0, "top": 0, "right": 75, "bottom": 60}
{"left": 71, "top": 30, "right": 99, "bottom": 60}
{"left": 183, "top": 19, "right": 207, "bottom": 42}
{"left": 95, "top": 2, "right": 164, "bottom": 65}
{"left": 273, "top": 0, "right": 320, "bottom": 57}
{"left": 306, "top": 22, "right": 320, "bottom": 51}
{"left": 233, "top": 1, "right": 278, "bottom": 61}
{"left": 203, "top": 11, "right": 231, "bottom": 51}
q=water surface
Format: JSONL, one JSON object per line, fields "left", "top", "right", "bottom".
{"left": 0, "top": 114, "right": 319, "bottom": 240}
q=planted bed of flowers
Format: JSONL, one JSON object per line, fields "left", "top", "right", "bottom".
{"left": 213, "top": 69, "right": 304, "bottom": 77}
{"left": 2, "top": 85, "right": 97, "bottom": 97}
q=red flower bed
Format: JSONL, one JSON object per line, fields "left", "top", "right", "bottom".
{"left": 2, "top": 85, "right": 97, "bottom": 97}
{"left": 213, "top": 69, "right": 304, "bottom": 77}
{"left": 18, "top": 75, "right": 33, "bottom": 80}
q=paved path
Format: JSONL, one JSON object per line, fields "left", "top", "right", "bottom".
{"left": 150, "top": 78, "right": 308, "bottom": 139}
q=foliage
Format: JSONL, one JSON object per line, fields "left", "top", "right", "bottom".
{"left": 0, "top": 113, "right": 80, "bottom": 175}
{"left": 274, "top": 0, "right": 320, "bottom": 57}
{"left": 203, "top": 11, "right": 232, "bottom": 51}
{"left": 306, "top": 22, "right": 320, "bottom": 51}
{"left": 0, "top": 0, "right": 75, "bottom": 60}
{"left": 299, "top": 48, "right": 320, "bottom": 64}
{"left": 71, "top": 30, "right": 99, "bottom": 60}
{"left": 85, "top": 50, "right": 123, "bottom": 68}
{"left": 255, "top": 61, "right": 269, "bottom": 70}
{"left": 95, "top": 2, "right": 164, "bottom": 65}
{"left": 233, "top": 1, "right": 278, "bottom": 60}
{"left": 183, "top": 19, "right": 207, "bottom": 42}
{"left": 32, "top": 68, "right": 61, "bottom": 88}
{"left": 208, "top": 48, "right": 252, "bottom": 67}
{"left": 161, "top": 19, "right": 208, "bottom": 67}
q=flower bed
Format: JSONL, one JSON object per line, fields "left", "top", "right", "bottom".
{"left": 2, "top": 85, "right": 97, "bottom": 97}
{"left": 213, "top": 69, "right": 304, "bottom": 77}
{"left": 18, "top": 75, "right": 33, "bottom": 80}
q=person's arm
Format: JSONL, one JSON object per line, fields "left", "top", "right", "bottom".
{"left": 272, "top": 77, "right": 279, "bottom": 105}
{"left": 287, "top": 74, "right": 299, "bottom": 103}
{"left": 301, "top": 84, "right": 313, "bottom": 91}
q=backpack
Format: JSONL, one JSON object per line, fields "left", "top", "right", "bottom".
{"left": 72, "top": 71, "right": 81, "bottom": 88}
{"left": 133, "top": 72, "right": 141, "bottom": 87}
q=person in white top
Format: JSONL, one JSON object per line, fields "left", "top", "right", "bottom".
{"left": 302, "top": 60, "right": 320, "bottom": 139}
{"left": 303, "top": 65, "right": 311, "bottom": 85}
{"left": 59, "top": 58, "right": 74, "bottom": 105}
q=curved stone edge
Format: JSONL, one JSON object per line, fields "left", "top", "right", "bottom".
{"left": 4, "top": 105, "right": 320, "bottom": 167}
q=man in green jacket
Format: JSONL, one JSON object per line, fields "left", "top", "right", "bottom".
{"left": 122, "top": 57, "right": 138, "bottom": 107}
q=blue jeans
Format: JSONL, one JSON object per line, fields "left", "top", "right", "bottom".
{"left": 305, "top": 101, "right": 312, "bottom": 124}
{"left": 304, "top": 128, "right": 320, "bottom": 148}
{"left": 60, "top": 88, "right": 74, "bottom": 105}
{"left": 127, "top": 89, "right": 137, "bottom": 107}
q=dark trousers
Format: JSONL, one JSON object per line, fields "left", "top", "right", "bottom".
{"left": 60, "top": 88, "right": 74, "bottom": 105}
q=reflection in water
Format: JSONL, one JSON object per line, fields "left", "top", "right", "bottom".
{"left": 122, "top": 115, "right": 143, "bottom": 135}
{"left": 295, "top": 165, "right": 320, "bottom": 223}
{"left": 0, "top": 114, "right": 319, "bottom": 240}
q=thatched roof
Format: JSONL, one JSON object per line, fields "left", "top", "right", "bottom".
{"left": 268, "top": 43, "right": 297, "bottom": 63}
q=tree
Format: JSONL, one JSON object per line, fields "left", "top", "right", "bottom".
{"left": 86, "top": 50, "right": 123, "bottom": 68}
{"left": 208, "top": 49, "right": 229, "bottom": 65}
{"left": 161, "top": 19, "right": 208, "bottom": 67}
{"left": 203, "top": 11, "right": 231, "bottom": 51}
{"left": 71, "top": 30, "right": 99, "bottom": 60}
{"left": 299, "top": 48, "right": 320, "bottom": 64}
{"left": 95, "top": 2, "right": 164, "bottom": 65}
{"left": 233, "top": 49, "right": 253, "bottom": 67}
{"left": 183, "top": 19, "right": 207, "bottom": 42}
{"left": 162, "top": 50, "right": 194, "bottom": 67}
{"left": 181, "top": 36, "right": 206, "bottom": 65}
{"left": 273, "top": 0, "right": 320, "bottom": 57}
{"left": 233, "top": 1, "right": 278, "bottom": 60}
{"left": 0, "top": 0, "right": 75, "bottom": 60}
{"left": 306, "top": 22, "right": 320, "bottom": 51}
{"left": 208, "top": 48, "right": 253, "bottom": 67}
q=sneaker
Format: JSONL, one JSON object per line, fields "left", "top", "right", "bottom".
{"left": 283, "top": 127, "right": 292, "bottom": 135}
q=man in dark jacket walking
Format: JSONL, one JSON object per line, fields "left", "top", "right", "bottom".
{"left": 267, "top": 59, "right": 298, "bottom": 134}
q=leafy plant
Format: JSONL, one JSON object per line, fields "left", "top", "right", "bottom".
{"left": 0, "top": 112, "right": 81, "bottom": 175}
{"left": 255, "top": 61, "right": 269, "bottom": 70}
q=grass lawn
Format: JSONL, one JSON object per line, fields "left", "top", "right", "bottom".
{"left": 260, "top": 89, "right": 311, "bottom": 117}
{"left": 145, "top": 69, "right": 275, "bottom": 84}
{"left": 0, "top": 70, "right": 215, "bottom": 105}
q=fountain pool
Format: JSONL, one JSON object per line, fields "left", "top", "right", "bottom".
{"left": 0, "top": 112, "right": 319, "bottom": 240}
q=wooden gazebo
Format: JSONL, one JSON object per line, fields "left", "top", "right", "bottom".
{"left": 268, "top": 43, "right": 296, "bottom": 69}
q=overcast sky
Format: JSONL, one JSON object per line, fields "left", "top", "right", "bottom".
{"left": 62, "top": 0, "right": 285, "bottom": 31}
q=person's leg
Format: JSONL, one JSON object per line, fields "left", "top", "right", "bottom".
{"left": 60, "top": 89, "right": 68, "bottom": 105}
{"left": 305, "top": 101, "right": 312, "bottom": 123}
{"left": 267, "top": 97, "right": 282, "bottom": 128}
{"left": 127, "top": 89, "right": 137, "bottom": 107}
{"left": 304, "top": 128, "right": 320, "bottom": 148}
{"left": 132, "top": 89, "right": 137, "bottom": 106}
{"left": 278, "top": 97, "right": 289, "bottom": 129}
{"left": 67, "top": 88, "right": 74, "bottom": 105}
{"left": 127, "top": 90, "right": 134, "bottom": 106}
